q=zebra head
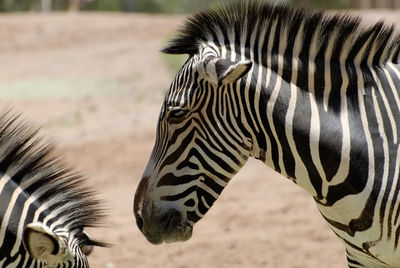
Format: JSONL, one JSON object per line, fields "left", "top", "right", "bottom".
{"left": 22, "top": 222, "right": 95, "bottom": 267}
{"left": 134, "top": 43, "right": 253, "bottom": 244}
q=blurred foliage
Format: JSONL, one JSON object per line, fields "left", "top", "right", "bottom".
{"left": 293, "top": 0, "right": 350, "bottom": 9}
{"left": 161, "top": 53, "right": 188, "bottom": 74}
{"left": 87, "top": 0, "right": 223, "bottom": 13}
{"left": 0, "top": 0, "right": 363, "bottom": 12}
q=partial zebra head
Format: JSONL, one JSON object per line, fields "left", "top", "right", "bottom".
{"left": 134, "top": 51, "right": 252, "bottom": 245}
{"left": 0, "top": 112, "right": 106, "bottom": 267}
{"left": 134, "top": 3, "right": 257, "bottom": 243}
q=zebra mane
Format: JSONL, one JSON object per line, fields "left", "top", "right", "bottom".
{"left": 163, "top": 1, "right": 400, "bottom": 65}
{"left": 0, "top": 111, "right": 105, "bottom": 245}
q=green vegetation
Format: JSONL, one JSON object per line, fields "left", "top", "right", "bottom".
{"left": 87, "top": 0, "right": 221, "bottom": 13}
{"left": 161, "top": 53, "right": 188, "bottom": 74}
{"left": 0, "top": 0, "right": 224, "bottom": 12}
{"left": 0, "top": 0, "right": 363, "bottom": 13}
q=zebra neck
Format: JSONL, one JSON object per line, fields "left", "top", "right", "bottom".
{"left": 243, "top": 59, "right": 389, "bottom": 201}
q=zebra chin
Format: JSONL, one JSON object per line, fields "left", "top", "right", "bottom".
{"left": 145, "top": 228, "right": 193, "bottom": 245}
{"left": 138, "top": 209, "right": 193, "bottom": 245}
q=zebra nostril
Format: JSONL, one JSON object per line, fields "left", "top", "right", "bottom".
{"left": 136, "top": 214, "right": 144, "bottom": 231}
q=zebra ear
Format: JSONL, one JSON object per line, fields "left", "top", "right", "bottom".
{"left": 215, "top": 59, "right": 252, "bottom": 84}
{"left": 199, "top": 57, "right": 252, "bottom": 84}
{"left": 23, "top": 223, "right": 63, "bottom": 262}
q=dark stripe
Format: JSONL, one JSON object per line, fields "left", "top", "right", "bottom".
{"left": 160, "top": 185, "right": 198, "bottom": 201}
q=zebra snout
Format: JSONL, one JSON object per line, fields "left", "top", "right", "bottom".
{"left": 134, "top": 174, "right": 149, "bottom": 232}
{"left": 138, "top": 208, "right": 190, "bottom": 245}
{"left": 143, "top": 209, "right": 182, "bottom": 244}
{"left": 134, "top": 174, "right": 193, "bottom": 244}
{"left": 135, "top": 213, "right": 144, "bottom": 231}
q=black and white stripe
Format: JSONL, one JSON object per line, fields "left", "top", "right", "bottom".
{"left": 134, "top": 2, "right": 400, "bottom": 266}
{"left": 0, "top": 112, "right": 105, "bottom": 267}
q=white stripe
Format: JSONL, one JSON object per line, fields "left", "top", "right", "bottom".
{"left": 372, "top": 63, "right": 399, "bottom": 144}
{"left": 390, "top": 145, "right": 400, "bottom": 230}
{"left": 374, "top": 73, "right": 397, "bottom": 145}
{"left": 228, "top": 27, "right": 239, "bottom": 118}
{"left": 322, "top": 31, "right": 337, "bottom": 112}
{"left": 385, "top": 63, "right": 400, "bottom": 136}
{"left": 328, "top": 52, "right": 351, "bottom": 188}
{"left": 308, "top": 26, "right": 329, "bottom": 196}
{"left": 283, "top": 22, "right": 314, "bottom": 194}
{"left": 242, "top": 19, "right": 260, "bottom": 134}
{"left": 367, "top": 47, "right": 391, "bottom": 241}
{"left": 370, "top": 85, "right": 390, "bottom": 240}
{"left": 0, "top": 173, "right": 20, "bottom": 249}
{"left": 261, "top": 25, "right": 274, "bottom": 167}
{"left": 201, "top": 196, "right": 211, "bottom": 209}
{"left": 216, "top": 25, "right": 227, "bottom": 59}
{"left": 266, "top": 19, "right": 287, "bottom": 177}
{"left": 10, "top": 195, "right": 36, "bottom": 255}
{"left": 253, "top": 20, "right": 273, "bottom": 163}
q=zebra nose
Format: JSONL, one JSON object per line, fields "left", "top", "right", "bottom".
{"left": 134, "top": 175, "right": 149, "bottom": 232}
{"left": 136, "top": 214, "right": 144, "bottom": 231}
{"left": 138, "top": 208, "right": 186, "bottom": 244}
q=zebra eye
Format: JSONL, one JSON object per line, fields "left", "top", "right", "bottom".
{"left": 167, "top": 108, "right": 189, "bottom": 123}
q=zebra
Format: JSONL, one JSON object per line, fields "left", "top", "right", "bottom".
{"left": 133, "top": 1, "right": 400, "bottom": 267}
{"left": 0, "top": 111, "right": 106, "bottom": 267}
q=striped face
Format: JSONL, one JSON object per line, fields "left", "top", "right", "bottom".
{"left": 134, "top": 51, "right": 253, "bottom": 244}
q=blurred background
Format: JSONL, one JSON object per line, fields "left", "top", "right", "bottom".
{"left": 0, "top": 0, "right": 399, "bottom": 268}
{"left": 0, "top": 0, "right": 400, "bottom": 12}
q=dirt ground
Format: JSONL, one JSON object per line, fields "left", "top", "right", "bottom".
{"left": 1, "top": 9, "right": 400, "bottom": 268}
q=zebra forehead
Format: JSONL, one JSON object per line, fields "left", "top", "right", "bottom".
{"left": 165, "top": 58, "right": 199, "bottom": 106}
{"left": 162, "top": 1, "right": 400, "bottom": 64}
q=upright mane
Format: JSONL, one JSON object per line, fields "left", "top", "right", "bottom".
{"left": 163, "top": 1, "right": 400, "bottom": 65}
{"left": 0, "top": 112, "right": 104, "bottom": 242}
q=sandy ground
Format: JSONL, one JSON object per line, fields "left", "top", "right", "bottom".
{"left": 1, "top": 9, "right": 400, "bottom": 268}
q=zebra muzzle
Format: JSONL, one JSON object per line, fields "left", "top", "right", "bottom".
{"left": 139, "top": 208, "right": 192, "bottom": 244}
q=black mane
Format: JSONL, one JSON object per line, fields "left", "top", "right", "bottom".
{"left": 0, "top": 111, "right": 105, "bottom": 244}
{"left": 163, "top": 1, "right": 400, "bottom": 64}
